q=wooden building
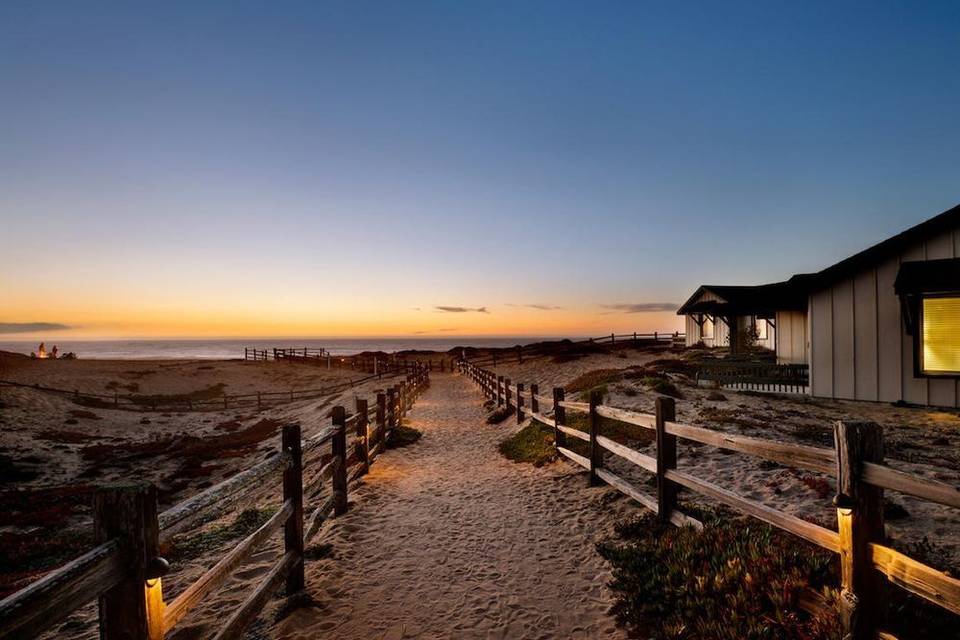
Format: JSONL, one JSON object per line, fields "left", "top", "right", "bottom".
{"left": 679, "top": 203, "right": 960, "bottom": 407}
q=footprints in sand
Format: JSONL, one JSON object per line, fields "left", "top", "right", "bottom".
{"left": 269, "top": 374, "right": 633, "bottom": 639}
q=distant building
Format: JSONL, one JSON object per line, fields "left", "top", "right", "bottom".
{"left": 678, "top": 203, "right": 960, "bottom": 407}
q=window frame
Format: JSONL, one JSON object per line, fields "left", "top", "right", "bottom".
{"left": 914, "top": 293, "right": 960, "bottom": 378}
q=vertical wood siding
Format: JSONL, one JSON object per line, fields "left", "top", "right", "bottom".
{"left": 775, "top": 310, "right": 807, "bottom": 365}
{"left": 808, "top": 227, "right": 959, "bottom": 407}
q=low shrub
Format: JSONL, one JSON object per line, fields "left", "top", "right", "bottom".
{"left": 128, "top": 383, "right": 228, "bottom": 407}
{"left": 498, "top": 421, "right": 557, "bottom": 467}
{"left": 566, "top": 369, "right": 623, "bottom": 394}
{"left": 169, "top": 507, "right": 276, "bottom": 562}
{"left": 643, "top": 376, "right": 684, "bottom": 399}
{"left": 388, "top": 424, "right": 422, "bottom": 448}
{"left": 598, "top": 513, "right": 841, "bottom": 640}
{"left": 486, "top": 406, "right": 513, "bottom": 424}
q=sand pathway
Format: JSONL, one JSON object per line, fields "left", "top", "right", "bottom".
{"left": 273, "top": 373, "right": 632, "bottom": 640}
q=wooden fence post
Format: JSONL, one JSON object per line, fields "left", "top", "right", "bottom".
{"left": 505, "top": 378, "right": 512, "bottom": 410}
{"left": 588, "top": 390, "right": 602, "bottom": 486}
{"left": 655, "top": 397, "right": 677, "bottom": 525}
{"left": 516, "top": 382, "right": 525, "bottom": 423}
{"left": 332, "top": 407, "right": 348, "bottom": 516}
{"left": 497, "top": 376, "right": 504, "bottom": 407}
{"left": 554, "top": 388, "right": 566, "bottom": 449}
{"left": 282, "top": 424, "right": 305, "bottom": 594}
{"left": 376, "top": 392, "right": 386, "bottom": 456}
{"left": 530, "top": 384, "right": 539, "bottom": 415}
{"left": 387, "top": 386, "right": 398, "bottom": 441}
{"left": 93, "top": 483, "right": 165, "bottom": 640}
{"left": 834, "top": 421, "right": 885, "bottom": 640}
{"left": 356, "top": 398, "right": 370, "bottom": 475}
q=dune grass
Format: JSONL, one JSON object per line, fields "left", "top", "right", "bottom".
{"left": 498, "top": 421, "right": 557, "bottom": 467}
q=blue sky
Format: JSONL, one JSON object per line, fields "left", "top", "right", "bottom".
{"left": 1, "top": 1, "right": 958, "bottom": 337}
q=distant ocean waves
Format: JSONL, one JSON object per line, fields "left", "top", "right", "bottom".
{"left": 0, "top": 337, "right": 560, "bottom": 360}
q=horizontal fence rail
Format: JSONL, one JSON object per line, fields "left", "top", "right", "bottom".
{"left": 458, "top": 358, "right": 960, "bottom": 638}
{"left": 0, "top": 365, "right": 432, "bottom": 640}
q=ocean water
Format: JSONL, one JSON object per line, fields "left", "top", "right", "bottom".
{"left": 0, "top": 337, "right": 565, "bottom": 360}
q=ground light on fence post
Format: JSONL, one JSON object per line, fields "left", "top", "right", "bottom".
{"left": 94, "top": 482, "right": 167, "bottom": 640}
{"left": 834, "top": 420, "right": 886, "bottom": 640}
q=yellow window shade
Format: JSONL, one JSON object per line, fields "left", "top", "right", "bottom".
{"left": 922, "top": 297, "right": 960, "bottom": 374}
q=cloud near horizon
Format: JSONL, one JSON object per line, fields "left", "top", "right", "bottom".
{"left": 505, "top": 303, "right": 564, "bottom": 311}
{"left": 413, "top": 327, "right": 460, "bottom": 334}
{"left": 600, "top": 303, "right": 678, "bottom": 313}
{"left": 434, "top": 306, "right": 488, "bottom": 313}
{"left": 0, "top": 322, "right": 73, "bottom": 334}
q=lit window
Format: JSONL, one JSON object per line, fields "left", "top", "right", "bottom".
{"left": 921, "top": 297, "right": 960, "bottom": 374}
{"left": 755, "top": 318, "right": 768, "bottom": 340}
{"left": 702, "top": 316, "right": 715, "bottom": 339}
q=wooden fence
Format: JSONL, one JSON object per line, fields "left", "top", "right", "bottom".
{"left": 244, "top": 347, "right": 454, "bottom": 374}
{"left": 462, "top": 331, "right": 684, "bottom": 369}
{"left": 0, "top": 360, "right": 438, "bottom": 413}
{"left": 0, "top": 365, "right": 431, "bottom": 639}
{"left": 696, "top": 361, "right": 810, "bottom": 394}
{"left": 459, "top": 359, "right": 960, "bottom": 639}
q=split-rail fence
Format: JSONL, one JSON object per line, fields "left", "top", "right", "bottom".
{"left": 461, "top": 331, "right": 684, "bottom": 370}
{"left": 0, "top": 365, "right": 431, "bottom": 640}
{"left": 245, "top": 347, "right": 454, "bottom": 374}
{"left": 459, "top": 359, "right": 960, "bottom": 640}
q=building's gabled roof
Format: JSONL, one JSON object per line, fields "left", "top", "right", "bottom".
{"left": 676, "top": 281, "right": 808, "bottom": 316}
{"left": 894, "top": 258, "right": 960, "bottom": 295}
{"left": 678, "top": 203, "right": 960, "bottom": 316}
{"left": 805, "top": 203, "right": 960, "bottom": 291}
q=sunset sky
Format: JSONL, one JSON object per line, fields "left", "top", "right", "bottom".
{"left": 2, "top": 2, "right": 959, "bottom": 339}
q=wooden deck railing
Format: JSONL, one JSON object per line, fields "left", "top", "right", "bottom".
{"left": 0, "top": 366, "right": 431, "bottom": 640}
{"left": 459, "top": 359, "right": 960, "bottom": 639}
{"left": 696, "top": 361, "right": 810, "bottom": 393}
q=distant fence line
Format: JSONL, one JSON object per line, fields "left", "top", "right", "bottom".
{"left": 0, "top": 366, "right": 432, "bottom": 640}
{"left": 459, "top": 331, "right": 685, "bottom": 370}
{"left": 0, "top": 358, "right": 451, "bottom": 413}
{"left": 458, "top": 359, "right": 960, "bottom": 639}
{"left": 244, "top": 347, "right": 454, "bottom": 373}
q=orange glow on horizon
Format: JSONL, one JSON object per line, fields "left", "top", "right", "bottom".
{"left": 2, "top": 303, "right": 683, "bottom": 340}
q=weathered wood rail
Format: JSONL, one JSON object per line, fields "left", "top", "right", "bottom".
{"left": 459, "top": 359, "right": 960, "bottom": 639}
{"left": 0, "top": 365, "right": 431, "bottom": 640}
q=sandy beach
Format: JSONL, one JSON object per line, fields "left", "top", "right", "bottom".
{"left": 3, "top": 344, "right": 959, "bottom": 638}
